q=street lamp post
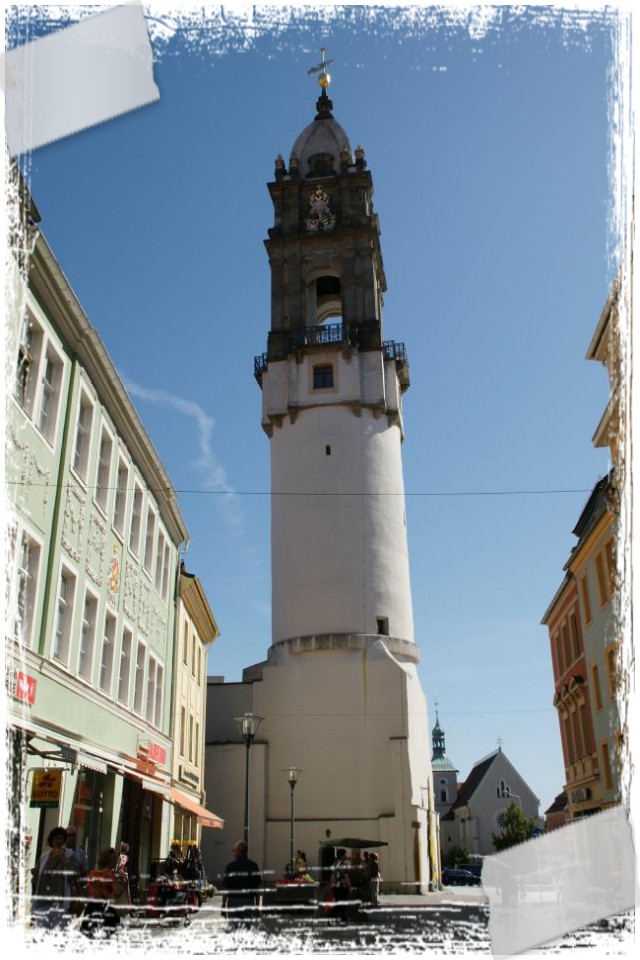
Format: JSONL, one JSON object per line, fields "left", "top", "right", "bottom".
{"left": 286, "top": 767, "right": 302, "bottom": 878}
{"left": 234, "top": 712, "right": 263, "bottom": 850}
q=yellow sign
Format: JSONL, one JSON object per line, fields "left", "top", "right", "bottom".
{"left": 30, "top": 768, "right": 63, "bottom": 808}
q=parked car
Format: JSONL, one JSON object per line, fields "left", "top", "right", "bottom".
{"left": 442, "top": 868, "right": 481, "bottom": 887}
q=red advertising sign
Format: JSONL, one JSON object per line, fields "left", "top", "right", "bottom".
{"left": 7, "top": 669, "right": 36, "bottom": 705}
{"left": 148, "top": 743, "right": 167, "bottom": 765}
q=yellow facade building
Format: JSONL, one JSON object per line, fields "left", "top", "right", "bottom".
{"left": 587, "top": 196, "right": 636, "bottom": 607}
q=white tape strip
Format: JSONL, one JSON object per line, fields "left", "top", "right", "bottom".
{"left": 483, "top": 805, "right": 637, "bottom": 955}
{"left": 2, "top": 2, "right": 159, "bottom": 156}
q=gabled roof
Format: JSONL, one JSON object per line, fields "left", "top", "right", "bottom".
{"left": 450, "top": 748, "right": 540, "bottom": 812}
{"left": 450, "top": 753, "right": 497, "bottom": 812}
{"left": 545, "top": 791, "right": 568, "bottom": 816}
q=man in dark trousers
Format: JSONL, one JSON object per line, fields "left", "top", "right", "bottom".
{"left": 222, "top": 841, "right": 262, "bottom": 928}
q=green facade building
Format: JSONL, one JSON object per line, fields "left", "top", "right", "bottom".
{"left": 6, "top": 173, "right": 189, "bottom": 904}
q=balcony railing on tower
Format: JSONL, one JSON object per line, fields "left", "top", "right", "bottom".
{"left": 254, "top": 323, "right": 409, "bottom": 385}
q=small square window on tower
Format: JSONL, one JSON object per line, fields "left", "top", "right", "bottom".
{"left": 376, "top": 617, "right": 389, "bottom": 636}
{"left": 313, "top": 364, "right": 334, "bottom": 389}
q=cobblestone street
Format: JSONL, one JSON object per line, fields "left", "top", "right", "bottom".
{"left": 19, "top": 889, "right": 634, "bottom": 955}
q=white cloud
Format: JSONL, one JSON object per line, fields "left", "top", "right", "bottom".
{"left": 122, "top": 377, "right": 244, "bottom": 535}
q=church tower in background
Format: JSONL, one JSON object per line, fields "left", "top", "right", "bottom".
{"left": 251, "top": 59, "right": 436, "bottom": 890}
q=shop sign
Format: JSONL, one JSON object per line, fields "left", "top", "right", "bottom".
{"left": 148, "top": 743, "right": 167, "bottom": 765}
{"left": 571, "top": 787, "right": 592, "bottom": 804}
{"left": 6, "top": 668, "right": 36, "bottom": 705}
{"left": 180, "top": 765, "right": 199, "bottom": 786}
{"left": 30, "top": 768, "right": 63, "bottom": 808}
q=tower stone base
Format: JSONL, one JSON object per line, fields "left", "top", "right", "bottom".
{"left": 203, "top": 637, "right": 435, "bottom": 893}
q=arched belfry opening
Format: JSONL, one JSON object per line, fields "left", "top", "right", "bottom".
{"left": 315, "top": 275, "right": 342, "bottom": 324}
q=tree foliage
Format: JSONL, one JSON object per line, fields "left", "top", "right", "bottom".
{"left": 442, "top": 846, "right": 472, "bottom": 868}
{"left": 491, "top": 801, "right": 538, "bottom": 852}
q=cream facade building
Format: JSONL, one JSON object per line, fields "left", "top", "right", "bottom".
{"left": 587, "top": 196, "right": 636, "bottom": 607}
{"left": 170, "top": 566, "right": 221, "bottom": 842}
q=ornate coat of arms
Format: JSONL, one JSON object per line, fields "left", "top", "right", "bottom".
{"left": 306, "top": 185, "right": 336, "bottom": 232}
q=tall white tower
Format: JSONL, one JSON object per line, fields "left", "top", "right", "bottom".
{"left": 246, "top": 71, "right": 436, "bottom": 891}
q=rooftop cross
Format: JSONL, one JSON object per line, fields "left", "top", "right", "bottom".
{"left": 308, "top": 46, "right": 335, "bottom": 89}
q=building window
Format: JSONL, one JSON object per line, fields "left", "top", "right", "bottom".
{"left": 73, "top": 392, "right": 94, "bottom": 481}
{"left": 580, "top": 573, "right": 593, "bottom": 626}
{"left": 569, "top": 613, "right": 580, "bottom": 661}
{"left": 616, "top": 733, "right": 631, "bottom": 787}
{"left": 117, "top": 627, "right": 133, "bottom": 705}
{"left": 78, "top": 591, "right": 98, "bottom": 682}
{"left": 191, "top": 634, "right": 196, "bottom": 676}
{"left": 14, "top": 315, "right": 42, "bottom": 415}
{"left": 580, "top": 702, "right": 592, "bottom": 754}
{"left": 155, "top": 531, "right": 166, "bottom": 593}
{"left": 180, "top": 706, "right": 186, "bottom": 756}
{"left": 197, "top": 648, "right": 201, "bottom": 686}
{"left": 605, "top": 646, "right": 617, "bottom": 700}
{"left": 616, "top": 637, "right": 631, "bottom": 690}
{"left": 96, "top": 427, "right": 113, "bottom": 512}
{"left": 154, "top": 664, "right": 164, "bottom": 728}
{"left": 195, "top": 722, "right": 200, "bottom": 768}
{"left": 4, "top": 514, "right": 18, "bottom": 633}
{"left": 133, "top": 641, "right": 146, "bottom": 715}
{"left": 561, "top": 622, "right": 571, "bottom": 668}
{"left": 563, "top": 716, "right": 575, "bottom": 764}
{"left": 143, "top": 508, "right": 156, "bottom": 573}
{"left": 183, "top": 622, "right": 189, "bottom": 665}
{"left": 53, "top": 567, "right": 75, "bottom": 665}
{"left": 440, "top": 787, "right": 448, "bottom": 803}
{"left": 161, "top": 542, "right": 171, "bottom": 603}
{"left": 601, "top": 741, "right": 613, "bottom": 792}
{"left": 604, "top": 538, "right": 616, "bottom": 595}
{"left": 13, "top": 530, "right": 41, "bottom": 648}
{"left": 146, "top": 657, "right": 157, "bottom": 724}
{"left": 129, "top": 485, "right": 143, "bottom": 555}
{"left": 376, "top": 617, "right": 389, "bottom": 636}
{"left": 571, "top": 710, "right": 584, "bottom": 759}
{"left": 595, "top": 551, "right": 611, "bottom": 607}
{"left": 99, "top": 611, "right": 116, "bottom": 694}
{"left": 189, "top": 716, "right": 194, "bottom": 763}
{"left": 313, "top": 364, "right": 334, "bottom": 389}
{"left": 113, "top": 458, "right": 129, "bottom": 535}
{"left": 553, "top": 633, "right": 564, "bottom": 677}
{"left": 37, "top": 347, "right": 63, "bottom": 443}
{"left": 591, "top": 663, "right": 603, "bottom": 711}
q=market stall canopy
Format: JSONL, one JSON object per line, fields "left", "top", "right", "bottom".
{"left": 318, "top": 838, "right": 388, "bottom": 849}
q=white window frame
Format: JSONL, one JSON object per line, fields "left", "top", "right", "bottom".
{"left": 52, "top": 561, "right": 78, "bottom": 667}
{"left": 113, "top": 455, "right": 130, "bottom": 537}
{"left": 14, "top": 310, "right": 43, "bottom": 417}
{"left": 7, "top": 521, "right": 43, "bottom": 650}
{"left": 72, "top": 386, "right": 96, "bottom": 485}
{"left": 77, "top": 587, "right": 99, "bottom": 683}
{"left": 154, "top": 662, "right": 164, "bottom": 729}
{"left": 10, "top": 293, "right": 67, "bottom": 450}
{"left": 161, "top": 542, "right": 171, "bottom": 603}
{"left": 98, "top": 607, "right": 117, "bottom": 695}
{"left": 133, "top": 639, "right": 147, "bottom": 716}
{"left": 154, "top": 530, "right": 166, "bottom": 594}
{"left": 117, "top": 623, "right": 134, "bottom": 706}
{"left": 143, "top": 506, "right": 157, "bottom": 575}
{"left": 129, "top": 482, "right": 144, "bottom": 557}
{"left": 95, "top": 421, "right": 115, "bottom": 515}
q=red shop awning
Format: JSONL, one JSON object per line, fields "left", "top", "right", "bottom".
{"left": 170, "top": 787, "right": 224, "bottom": 829}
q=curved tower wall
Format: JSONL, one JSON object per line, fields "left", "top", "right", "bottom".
{"left": 266, "top": 351, "right": 415, "bottom": 644}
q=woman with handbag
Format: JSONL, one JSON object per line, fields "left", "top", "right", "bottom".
{"left": 76, "top": 847, "right": 131, "bottom": 954}
{"left": 29, "top": 827, "right": 78, "bottom": 955}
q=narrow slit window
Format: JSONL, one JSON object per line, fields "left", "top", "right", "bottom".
{"left": 376, "top": 617, "right": 389, "bottom": 636}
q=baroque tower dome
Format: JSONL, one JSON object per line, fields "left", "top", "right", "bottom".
{"left": 290, "top": 88, "right": 352, "bottom": 178}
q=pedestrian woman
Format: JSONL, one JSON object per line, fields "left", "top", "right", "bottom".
{"left": 81, "top": 847, "right": 125, "bottom": 938}
{"left": 31, "top": 826, "right": 78, "bottom": 929}
{"left": 116, "top": 842, "right": 131, "bottom": 905}
{"left": 327, "top": 847, "right": 351, "bottom": 929}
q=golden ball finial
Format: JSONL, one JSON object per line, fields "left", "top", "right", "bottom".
{"left": 318, "top": 71, "right": 331, "bottom": 90}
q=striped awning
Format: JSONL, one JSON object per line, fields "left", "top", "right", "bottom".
{"left": 170, "top": 787, "right": 224, "bottom": 829}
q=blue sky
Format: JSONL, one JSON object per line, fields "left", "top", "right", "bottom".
{"left": 13, "top": 6, "right": 619, "bottom": 815}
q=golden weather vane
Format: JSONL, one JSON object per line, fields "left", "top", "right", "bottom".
{"left": 307, "top": 46, "right": 335, "bottom": 89}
